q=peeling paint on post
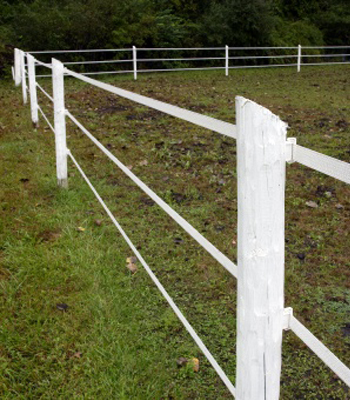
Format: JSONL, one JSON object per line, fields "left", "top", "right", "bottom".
{"left": 236, "top": 96, "right": 287, "bottom": 400}
{"left": 52, "top": 58, "right": 68, "bottom": 189}
{"left": 27, "top": 54, "right": 39, "bottom": 127}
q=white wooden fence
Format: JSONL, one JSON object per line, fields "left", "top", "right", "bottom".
{"left": 21, "top": 45, "right": 350, "bottom": 79}
{"left": 13, "top": 49, "right": 350, "bottom": 399}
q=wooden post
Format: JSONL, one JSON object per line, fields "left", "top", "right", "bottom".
{"left": 236, "top": 96, "right": 287, "bottom": 400}
{"left": 14, "top": 48, "right": 21, "bottom": 86}
{"left": 52, "top": 58, "right": 68, "bottom": 188}
{"left": 27, "top": 54, "right": 39, "bottom": 127}
{"left": 133, "top": 46, "right": 137, "bottom": 80}
{"left": 225, "top": 45, "right": 229, "bottom": 76}
{"left": 20, "top": 51, "right": 28, "bottom": 104}
{"left": 297, "top": 44, "right": 301, "bottom": 72}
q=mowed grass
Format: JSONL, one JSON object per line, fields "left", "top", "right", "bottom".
{"left": 0, "top": 65, "right": 349, "bottom": 399}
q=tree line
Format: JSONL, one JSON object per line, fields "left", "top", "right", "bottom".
{"left": 0, "top": 0, "right": 349, "bottom": 75}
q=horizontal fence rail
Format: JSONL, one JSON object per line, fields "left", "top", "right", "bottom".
{"left": 21, "top": 44, "right": 350, "bottom": 79}
{"left": 14, "top": 48, "right": 350, "bottom": 399}
{"left": 64, "top": 68, "right": 237, "bottom": 138}
{"left": 294, "top": 145, "right": 350, "bottom": 184}
{"left": 288, "top": 313, "right": 350, "bottom": 387}
{"left": 65, "top": 109, "right": 238, "bottom": 278}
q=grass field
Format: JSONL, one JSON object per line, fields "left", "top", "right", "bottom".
{"left": 0, "top": 65, "right": 349, "bottom": 399}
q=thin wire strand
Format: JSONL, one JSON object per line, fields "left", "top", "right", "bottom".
{"left": 64, "top": 59, "right": 132, "bottom": 65}
{"left": 36, "top": 83, "right": 54, "bottom": 103}
{"left": 37, "top": 105, "right": 54, "bottom": 133}
{"left": 35, "top": 59, "right": 53, "bottom": 69}
{"left": 66, "top": 110, "right": 237, "bottom": 278}
{"left": 67, "top": 149, "right": 236, "bottom": 398}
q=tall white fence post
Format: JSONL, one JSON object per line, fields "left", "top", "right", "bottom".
{"left": 297, "top": 44, "right": 302, "bottom": 72}
{"left": 20, "top": 51, "right": 28, "bottom": 104}
{"left": 225, "top": 45, "right": 229, "bottom": 76}
{"left": 52, "top": 58, "right": 68, "bottom": 188}
{"left": 27, "top": 54, "right": 39, "bottom": 127}
{"left": 236, "top": 96, "right": 288, "bottom": 400}
{"left": 133, "top": 46, "right": 137, "bottom": 80}
{"left": 14, "top": 48, "right": 21, "bottom": 86}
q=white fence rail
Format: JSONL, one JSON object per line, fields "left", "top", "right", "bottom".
{"left": 20, "top": 44, "right": 350, "bottom": 79}
{"left": 14, "top": 48, "right": 350, "bottom": 399}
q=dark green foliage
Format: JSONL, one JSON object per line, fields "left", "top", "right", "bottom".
{"left": 199, "top": 0, "right": 274, "bottom": 46}
{"left": 0, "top": 0, "right": 349, "bottom": 76}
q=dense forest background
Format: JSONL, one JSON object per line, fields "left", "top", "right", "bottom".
{"left": 0, "top": 0, "right": 349, "bottom": 75}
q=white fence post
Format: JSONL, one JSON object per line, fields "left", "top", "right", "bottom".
{"left": 236, "top": 96, "right": 287, "bottom": 400}
{"left": 297, "top": 44, "right": 302, "bottom": 72}
{"left": 52, "top": 58, "right": 68, "bottom": 188}
{"left": 20, "top": 51, "right": 28, "bottom": 104}
{"left": 27, "top": 54, "right": 39, "bottom": 127}
{"left": 14, "top": 48, "right": 21, "bottom": 86}
{"left": 225, "top": 45, "right": 229, "bottom": 76}
{"left": 133, "top": 46, "right": 137, "bottom": 80}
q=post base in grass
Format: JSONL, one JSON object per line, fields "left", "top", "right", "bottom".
{"left": 58, "top": 178, "right": 68, "bottom": 189}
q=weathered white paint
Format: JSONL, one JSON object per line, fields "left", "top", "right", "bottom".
{"left": 236, "top": 96, "right": 287, "bottom": 400}
{"left": 225, "top": 45, "right": 229, "bottom": 76}
{"left": 27, "top": 54, "right": 39, "bottom": 127}
{"left": 14, "top": 48, "right": 21, "bottom": 86}
{"left": 52, "top": 58, "right": 68, "bottom": 188}
{"left": 20, "top": 51, "right": 27, "bottom": 104}
{"left": 133, "top": 46, "right": 137, "bottom": 80}
{"left": 297, "top": 44, "right": 302, "bottom": 72}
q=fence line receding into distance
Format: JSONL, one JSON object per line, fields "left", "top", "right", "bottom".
{"left": 20, "top": 44, "right": 350, "bottom": 79}
{"left": 13, "top": 49, "right": 350, "bottom": 399}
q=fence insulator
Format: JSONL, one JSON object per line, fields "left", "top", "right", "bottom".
{"left": 27, "top": 54, "right": 39, "bottom": 127}
{"left": 236, "top": 96, "right": 288, "bottom": 400}
{"left": 52, "top": 58, "right": 68, "bottom": 188}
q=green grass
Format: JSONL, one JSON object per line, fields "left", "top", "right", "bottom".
{"left": 0, "top": 65, "right": 350, "bottom": 399}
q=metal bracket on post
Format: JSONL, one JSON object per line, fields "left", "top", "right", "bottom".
{"left": 283, "top": 307, "right": 293, "bottom": 331}
{"left": 236, "top": 96, "right": 288, "bottom": 400}
{"left": 52, "top": 58, "right": 68, "bottom": 189}
{"left": 27, "top": 54, "right": 39, "bottom": 127}
{"left": 285, "top": 137, "right": 297, "bottom": 164}
{"left": 133, "top": 46, "right": 137, "bottom": 81}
